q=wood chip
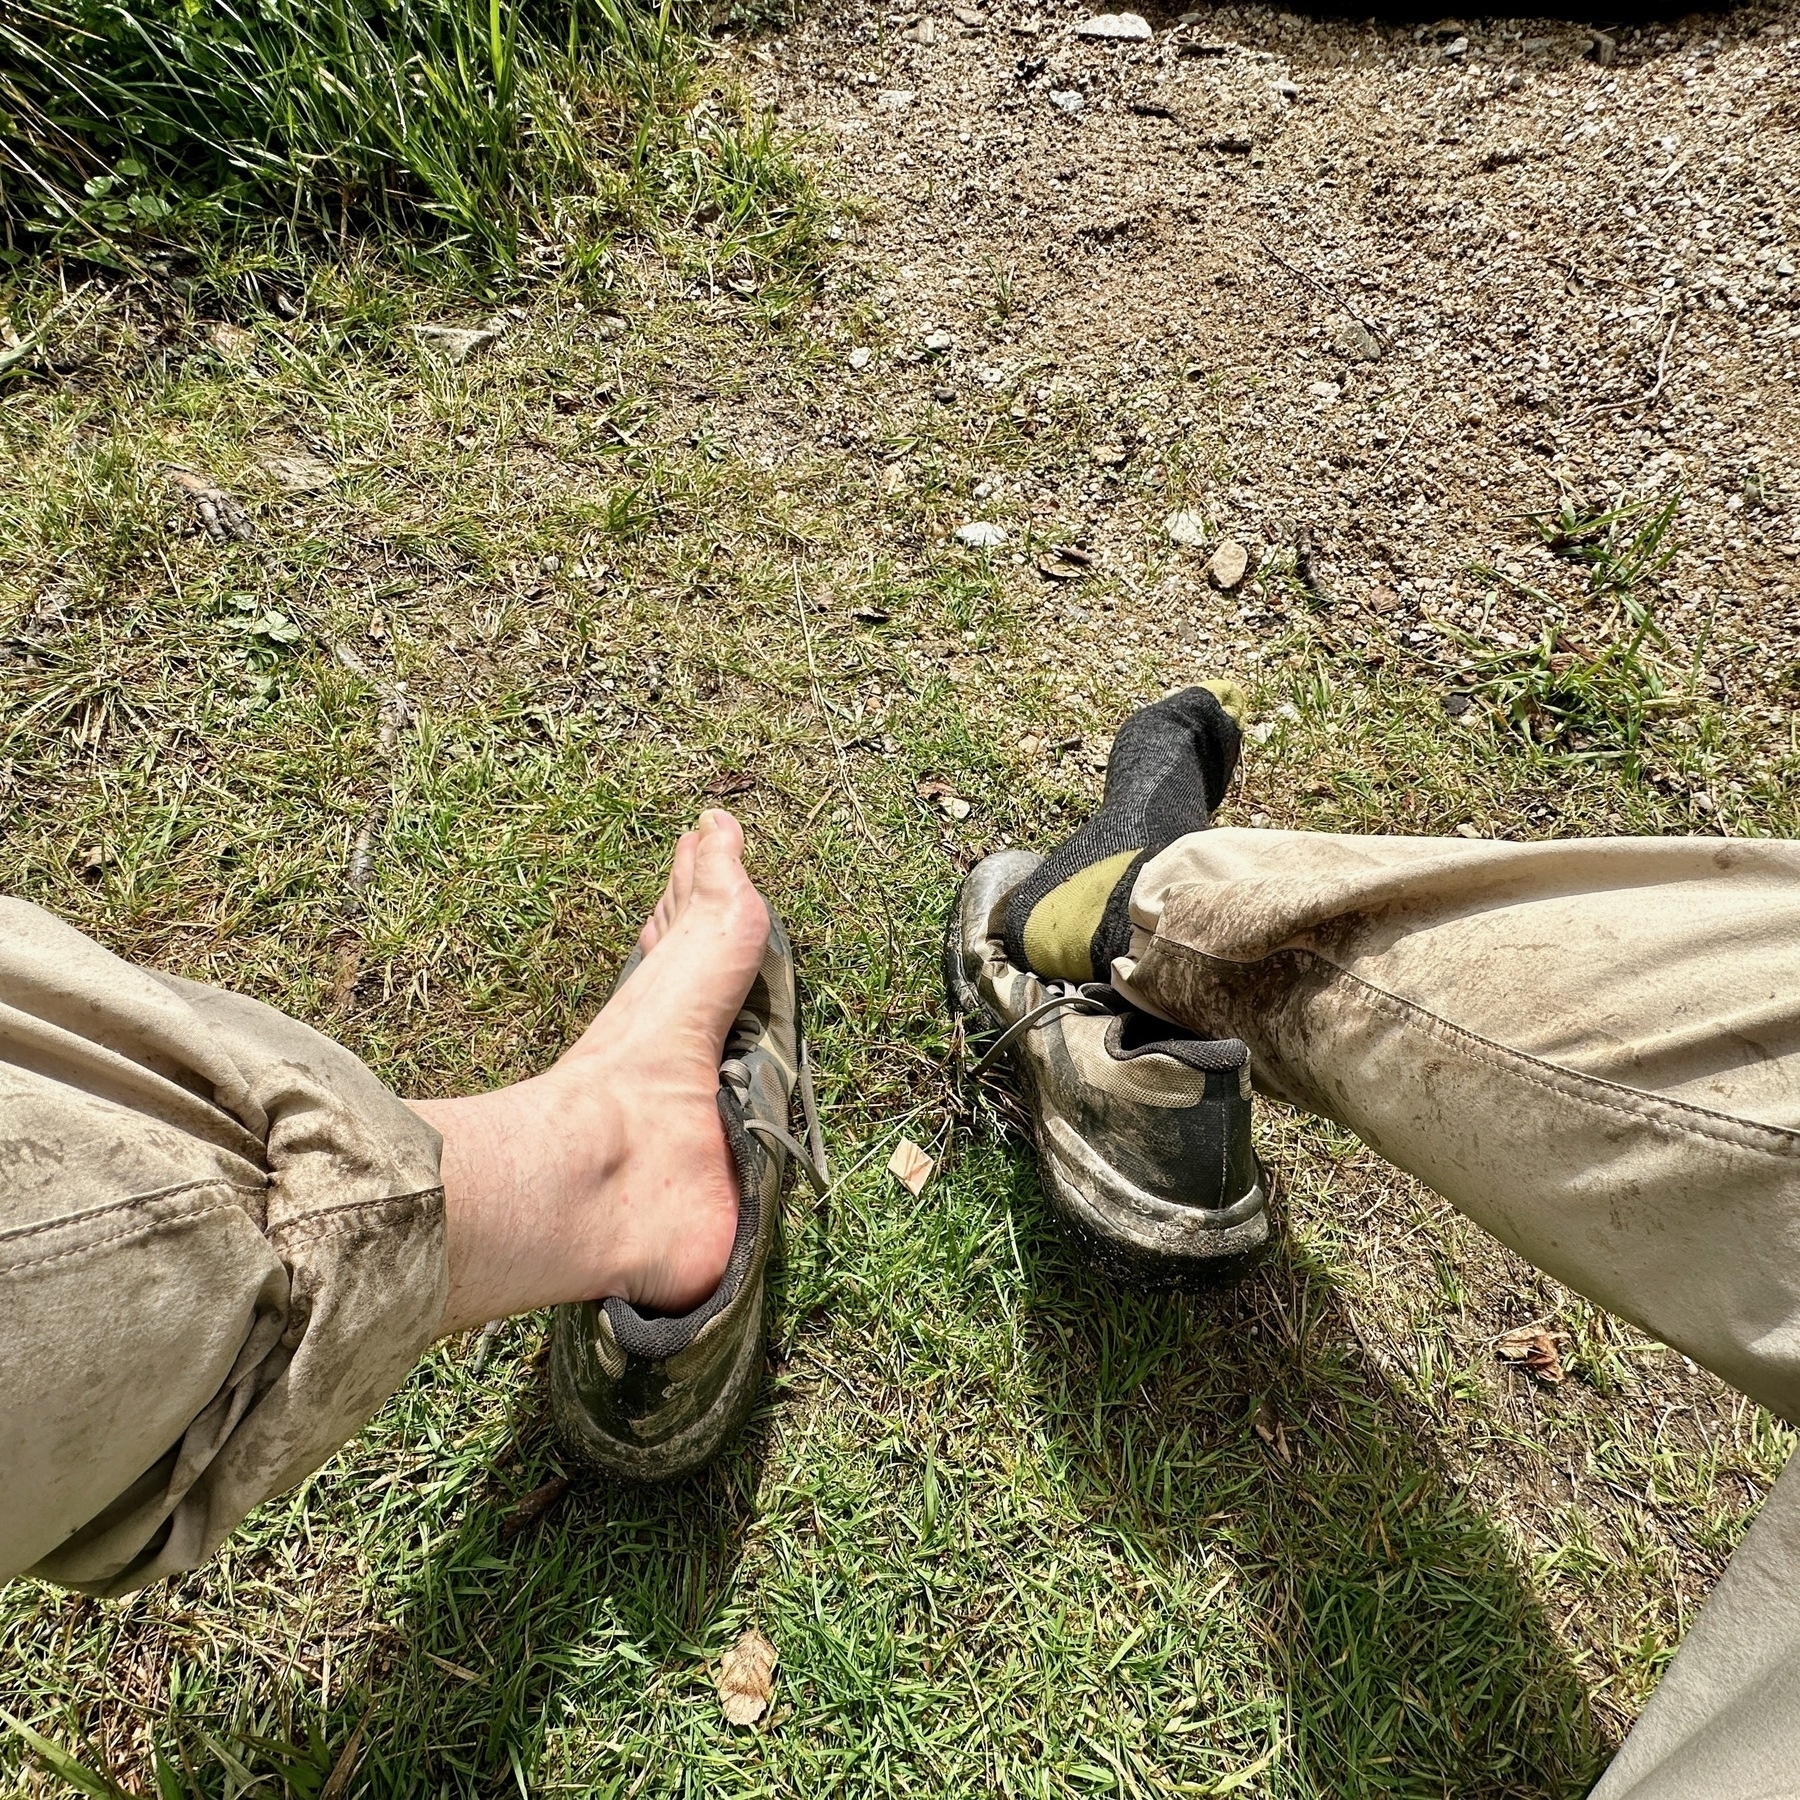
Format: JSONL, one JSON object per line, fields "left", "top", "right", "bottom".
{"left": 888, "top": 1137, "right": 935, "bottom": 1196}
{"left": 499, "top": 1475, "right": 570, "bottom": 1540}
{"left": 715, "top": 1627, "right": 778, "bottom": 1726}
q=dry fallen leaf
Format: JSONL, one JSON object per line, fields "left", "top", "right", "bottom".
{"left": 715, "top": 1627, "right": 777, "bottom": 1726}
{"left": 709, "top": 769, "right": 757, "bottom": 799}
{"left": 888, "top": 1137, "right": 935, "bottom": 1196}
{"left": 207, "top": 321, "right": 258, "bottom": 362}
{"left": 1496, "top": 1327, "right": 1570, "bottom": 1384}
{"left": 165, "top": 466, "right": 254, "bottom": 542}
{"left": 1251, "top": 1396, "right": 1292, "bottom": 1464}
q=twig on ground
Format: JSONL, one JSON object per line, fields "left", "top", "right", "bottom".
{"left": 330, "top": 640, "right": 411, "bottom": 896}
{"left": 1258, "top": 242, "right": 1388, "bottom": 351}
{"left": 1583, "top": 300, "right": 1684, "bottom": 419}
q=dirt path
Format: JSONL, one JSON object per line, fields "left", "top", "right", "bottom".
{"left": 742, "top": 1, "right": 1800, "bottom": 774}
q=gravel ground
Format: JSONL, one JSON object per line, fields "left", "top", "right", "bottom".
{"left": 738, "top": 0, "right": 1800, "bottom": 811}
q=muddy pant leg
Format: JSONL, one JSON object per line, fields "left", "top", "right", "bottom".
{"left": 1, "top": 900, "right": 446, "bottom": 1597}
{"left": 1113, "top": 829, "right": 1800, "bottom": 1800}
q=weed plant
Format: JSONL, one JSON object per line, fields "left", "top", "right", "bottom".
{"left": 1460, "top": 497, "right": 1693, "bottom": 772}
{"left": 0, "top": 0, "right": 750, "bottom": 273}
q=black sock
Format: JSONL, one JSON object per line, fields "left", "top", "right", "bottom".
{"left": 1003, "top": 686, "right": 1242, "bottom": 984}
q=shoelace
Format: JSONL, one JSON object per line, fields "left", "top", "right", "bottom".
{"left": 725, "top": 1035, "right": 832, "bottom": 1196}
{"left": 962, "top": 980, "right": 1111, "bottom": 1080}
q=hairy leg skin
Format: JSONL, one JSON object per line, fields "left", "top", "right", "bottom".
{"left": 413, "top": 810, "right": 771, "bottom": 1335}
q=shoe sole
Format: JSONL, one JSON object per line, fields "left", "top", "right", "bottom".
{"left": 944, "top": 885, "right": 1270, "bottom": 1291}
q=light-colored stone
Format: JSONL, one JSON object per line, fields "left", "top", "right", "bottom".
{"left": 1049, "top": 88, "right": 1084, "bottom": 112}
{"left": 1165, "top": 509, "right": 1209, "bottom": 547}
{"left": 904, "top": 17, "right": 937, "bottom": 43}
{"left": 923, "top": 328, "right": 954, "bottom": 351}
{"left": 876, "top": 88, "right": 916, "bottom": 109}
{"left": 1075, "top": 11, "right": 1152, "bottom": 38}
{"left": 848, "top": 346, "right": 872, "bottom": 369}
{"left": 415, "top": 324, "right": 500, "bottom": 362}
{"left": 1207, "top": 538, "right": 1249, "bottom": 589}
{"left": 956, "top": 521, "right": 1009, "bottom": 547}
{"left": 1334, "top": 318, "right": 1381, "bottom": 362}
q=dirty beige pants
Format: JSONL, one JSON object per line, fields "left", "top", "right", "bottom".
{"left": 1117, "top": 829, "right": 1800, "bottom": 1800}
{"left": 0, "top": 899, "right": 446, "bottom": 1597}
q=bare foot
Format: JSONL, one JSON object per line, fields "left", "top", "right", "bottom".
{"left": 415, "top": 811, "right": 772, "bottom": 1335}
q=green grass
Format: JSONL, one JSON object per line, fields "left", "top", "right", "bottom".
{"left": 3, "top": 208, "right": 1797, "bottom": 1796}
{"left": 0, "top": 0, "right": 823, "bottom": 281}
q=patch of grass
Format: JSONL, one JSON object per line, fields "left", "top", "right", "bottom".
{"left": 1, "top": 254, "right": 1793, "bottom": 1798}
{"left": 0, "top": 0, "right": 823, "bottom": 298}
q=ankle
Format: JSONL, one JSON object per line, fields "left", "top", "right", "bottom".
{"left": 419, "top": 1069, "right": 630, "bottom": 1335}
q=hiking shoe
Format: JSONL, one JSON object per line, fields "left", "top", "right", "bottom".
{"left": 549, "top": 911, "right": 826, "bottom": 1482}
{"left": 946, "top": 850, "right": 1268, "bottom": 1286}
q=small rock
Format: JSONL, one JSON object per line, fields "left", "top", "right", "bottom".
{"left": 1207, "top": 538, "right": 1249, "bottom": 589}
{"left": 1442, "top": 34, "right": 1468, "bottom": 57}
{"left": 415, "top": 323, "right": 501, "bottom": 362}
{"left": 933, "top": 383, "right": 958, "bottom": 404}
{"left": 258, "top": 451, "right": 337, "bottom": 493}
{"left": 1208, "top": 133, "right": 1253, "bottom": 154}
{"left": 1075, "top": 11, "right": 1152, "bottom": 38}
{"left": 876, "top": 88, "right": 917, "bottom": 108}
{"left": 1090, "top": 443, "right": 1128, "bottom": 467}
{"left": 1307, "top": 379, "right": 1341, "bottom": 404}
{"left": 922, "top": 328, "right": 954, "bottom": 352}
{"left": 1275, "top": 78, "right": 1299, "bottom": 98}
{"left": 1049, "top": 88, "right": 1084, "bottom": 112}
{"left": 848, "top": 346, "right": 872, "bottom": 369}
{"left": 1441, "top": 690, "right": 1474, "bottom": 719}
{"left": 953, "top": 5, "right": 986, "bottom": 23}
{"left": 1334, "top": 318, "right": 1381, "bottom": 362}
{"left": 1454, "top": 822, "right": 1483, "bottom": 839}
{"left": 1010, "top": 16, "right": 1041, "bottom": 32}
{"left": 904, "top": 17, "right": 937, "bottom": 42}
{"left": 1165, "top": 509, "right": 1209, "bottom": 547}
{"left": 956, "top": 521, "right": 1009, "bottom": 547}
{"left": 1588, "top": 31, "right": 1616, "bottom": 65}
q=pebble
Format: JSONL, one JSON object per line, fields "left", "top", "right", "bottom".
{"left": 1049, "top": 88, "right": 1084, "bottom": 112}
{"left": 848, "top": 346, "right": 872, "bottom": 369}
{"left": 1165, "top": 509, "right": 1209, "bottom": 547}
{"left": 1442, "top": 35, "right": 1469, "bottom": 58}
{"left": 904, "top": 17, "right": 937, "bottom": 43}
{"left": 1307, "top": 378, "right": 1342, "bottom": 403}
{"left": 1334, "top": 318, "right": 1381, "bottom": 362}
{"left": 876, "top": 88, "right": 916, "bottom": 109}
{"left": 1075, "top": 11, "right": 1152, "bottom": 39}
{"left": 415, "top": 323, "right": 500, "bottom": 362}
{"left": 953, "top": 5, "right": 986, "bottom": 24}
{"left": 1275, "top": 79, "right": 1299, "bottom": 99}
{"left": 923, "top": 328, "right": 954, "bottom": 351}
{"left": 1207, "top": 538, "right": 1249, "bottom": 589}
{"left": 956, "top": 522, "right": 1009, "bottom": 547}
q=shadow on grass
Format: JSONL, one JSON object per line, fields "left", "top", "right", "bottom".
{"left": 328, "top": 1342, "right": 776, "bottom": 1794}
{"left": 1009, "top": 1162, "right": 1613, "bottom": 1800}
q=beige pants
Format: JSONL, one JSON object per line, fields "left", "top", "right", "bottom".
{"left": 1118, "top": 830, "right": 1800, "bottom": 1800}
{"left": 5, "top": 831, "right": 1799, "bottom": 1795}
{"left": 0, "top": 899, "right": 446, "bottom": 1596}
